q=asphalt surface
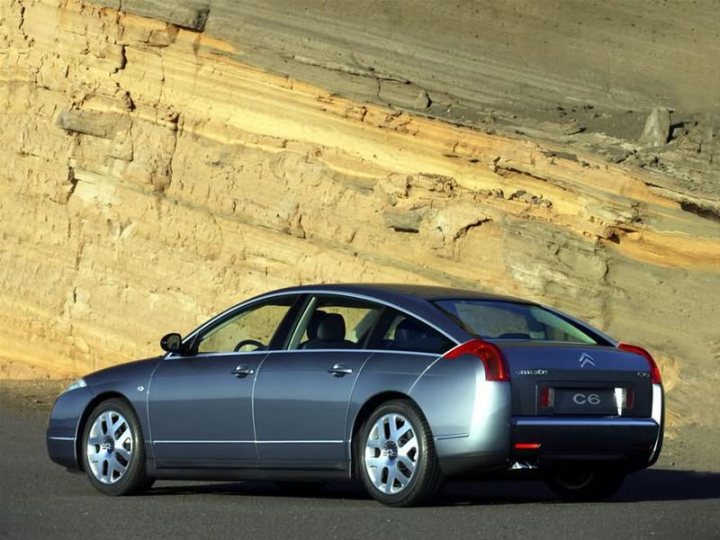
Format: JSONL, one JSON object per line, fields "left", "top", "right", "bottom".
{"left": 2, "top": 402, "right": 719, "bottom": 540}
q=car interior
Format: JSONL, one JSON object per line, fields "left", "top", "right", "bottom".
{"left": 300, "top": 312, "right": 357, "bottom": 349}
{"left": 292, "top": 298, "right": 452, "bottom": 354}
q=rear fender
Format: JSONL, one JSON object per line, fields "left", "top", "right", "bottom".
{"left": 346, "top": 352, "right": 437, "bottom": 462}
{"left": 409, "top": 353, "right": 511, "bottom": 471}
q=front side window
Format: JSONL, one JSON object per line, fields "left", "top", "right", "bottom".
{"left": 196, "top": 297, "right": 295, "bottom": 353}
{"left": 435, "top": 300, "right": 598, "bottom": 344}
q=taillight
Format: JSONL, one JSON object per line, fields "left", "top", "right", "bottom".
{"left": 625, "top": 388, "right": 635, "bottom": 409}
{"left": 514, "top": 442, "right": 541, "bottom": 450}
{"left": 443, "top": 339, "right": 510, "bottom": 382}
{"left": 539, "top": 386, "right": 555, "bottom": 408}
{"left": 618, "top": 343, "right": 662, "bottom": 384}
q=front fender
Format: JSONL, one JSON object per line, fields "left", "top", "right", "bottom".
{"left": 46, "top": 386, "right": 94, "bottom": 469}
{"left": 46, "top": 356, "right": 161, "bottom": 470}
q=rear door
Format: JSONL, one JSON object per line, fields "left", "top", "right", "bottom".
{"left": 253, "top": 295, "right": 382, "bottom": 468}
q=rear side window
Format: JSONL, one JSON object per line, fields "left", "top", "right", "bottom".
{"left": 372, "top": 310, "right": 454, "bottom": 354}
{"left": 435, "top": 300, "right": 598, "bottom": 344}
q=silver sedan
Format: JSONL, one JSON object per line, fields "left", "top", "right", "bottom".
{"left": 47, "top": 284, "right": 663, "bottom": 506}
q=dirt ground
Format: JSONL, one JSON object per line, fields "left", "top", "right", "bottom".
{"left": 4, "top": 378, "right": 717, "bottom": 474}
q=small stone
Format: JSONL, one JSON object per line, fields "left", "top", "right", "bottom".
{"left": 383, "top": 208, "right": 423, "bottom": 233}
{"left": 378, "top": 80, "right": 431, "bottom": 110}
{"left": 121, "top": 0, "right": 210, "bottom": 31}
{"left": 603, "top": 146, "right": 630, "bottom": 163}
{"left": 639, "top": 108, "right": 671, "bottom": 146}
{"left": 56, "top": 110, "right": 131, "bottom": 139}
{"left": 559, "top": 120, "right": 584, "bottom": 135}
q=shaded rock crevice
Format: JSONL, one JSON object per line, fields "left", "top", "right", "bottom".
{"left": 679, "top": 201, "right": 720, "bottom": 224}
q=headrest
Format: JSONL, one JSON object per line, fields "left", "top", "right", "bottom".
{"left": 317, "top": 313, "right": 346, "bottom": 341}
{"left": 394, "top": 318, "right": 428, "bottom": 345}
{"left": 307, "top": 310, "right": 328, "bottom": 340}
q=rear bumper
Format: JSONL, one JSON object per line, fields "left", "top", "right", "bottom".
{"left": 512, "top": 417, "right": 661, "bottom": 468}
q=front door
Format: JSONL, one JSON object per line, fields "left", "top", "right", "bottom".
{"left": 148, "top": 295, "right": 298, "bottom": 468}
{"left": 148, "top": 351, "right": 266, "bottom": 467}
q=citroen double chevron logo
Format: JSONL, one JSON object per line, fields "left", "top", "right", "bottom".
{"left": 579, "top": 353, "right": 596, "bottom": 368}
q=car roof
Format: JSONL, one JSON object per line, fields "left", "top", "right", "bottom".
{"left": 271, "top": 283, "right": 533, "bottom": 304}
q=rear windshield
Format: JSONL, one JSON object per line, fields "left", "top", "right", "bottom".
{"left": 434, "top": 300, "right": 599, "bottom": 344}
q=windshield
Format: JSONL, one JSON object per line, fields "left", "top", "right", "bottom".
{"left": 434, "top": 300, "right": 599, "bottom": 344}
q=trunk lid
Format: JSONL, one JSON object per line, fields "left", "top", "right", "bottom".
{"left": 495, "top": 342, "right": 653, "bottom": 417}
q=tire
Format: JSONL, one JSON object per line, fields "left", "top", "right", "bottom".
{"left": 355, "top": 399, "right": 442, "bottom": 507}
{"left": 545, "top": 465, "right": 626, "bottom": 502}
{"left": 81, "top": 398, "right": 150, "bottom": 496}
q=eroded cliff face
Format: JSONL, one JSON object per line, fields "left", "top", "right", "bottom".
{"left": 1, "top": 0, "right": 719, "bottom": 432}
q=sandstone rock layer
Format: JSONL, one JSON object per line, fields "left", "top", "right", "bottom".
{"left": 1, "top": 1, "right": 719, "bottom": 433}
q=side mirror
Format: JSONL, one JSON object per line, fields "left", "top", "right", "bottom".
{"left": 160, "top": 333, "right": 183, "bottom": 353}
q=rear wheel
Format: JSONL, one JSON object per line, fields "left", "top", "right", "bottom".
{"left": 545, "top": 466, "right": 626, "bottom": 501}
{"left": 356, "top": 399, "right": 442, "bottom": 507}
{"left": 81, "top": 398, "right": 151, "bottom": 496}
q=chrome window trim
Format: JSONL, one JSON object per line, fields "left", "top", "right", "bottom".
{"left": 167, "top": 349, "right": 442, "bottom": 360}
{"left": 344, "top": 349, "right": 441, "bottom": 358}
{"left": 165, "top": 289, "right": 459, "bottom": 360}
{"left": 166, "top": 351, "right": 269, "bottom": 359}
{"left": 287, "top": 295, "right": 318, "bottom": 350}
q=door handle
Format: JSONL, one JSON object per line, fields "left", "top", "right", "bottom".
{"left": 328, "top": 363, "right": 353, "bottom": 377}
{"left": 231, "top": 365, "right": 254, "bottom": 378}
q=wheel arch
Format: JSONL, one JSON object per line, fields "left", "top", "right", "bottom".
{"left": 348, "top": 391, "right": 426, "bottom": 479}
{"left": 74, "top": 391, "right": 138, "bottom": 471}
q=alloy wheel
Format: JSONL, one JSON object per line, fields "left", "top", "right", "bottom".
{"left": 85, "top": 410, "right": 134, "bottom": 485}
{"left": 364, "top": 413, "right": 419, "bottom": 494}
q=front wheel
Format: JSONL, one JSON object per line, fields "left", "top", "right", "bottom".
{"left": 356, "top": 399, "right": 442, "bottom": 507}
{"left": 545, "top": 466, "right": 626, "bottom": 501}
{"left": 81, "top": 398, "right": 151, "bottom": 496}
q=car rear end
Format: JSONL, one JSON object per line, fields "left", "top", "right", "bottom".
{"left": 433, "top": 299, "right": 663, "bottom": 475}
{"left": 503, "top": 341, "right": 663, "bottom": 470}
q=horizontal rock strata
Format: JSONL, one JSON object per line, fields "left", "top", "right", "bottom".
{"left": 0, "top": 0, "right": 718, "bottom": 432}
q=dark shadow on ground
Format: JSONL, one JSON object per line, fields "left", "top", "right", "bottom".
{"left": 145, "top": 468, "right": 720, "bottom": 506}
{"left": 440, "top": 468, "right": 720, "bottom": 506}
{"left": 612, "top": 469, "right": 720, "bottom": 502}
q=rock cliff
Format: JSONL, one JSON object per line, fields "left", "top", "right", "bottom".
{"left": 1, "top": 0, "right": 719, "bottom": 434}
